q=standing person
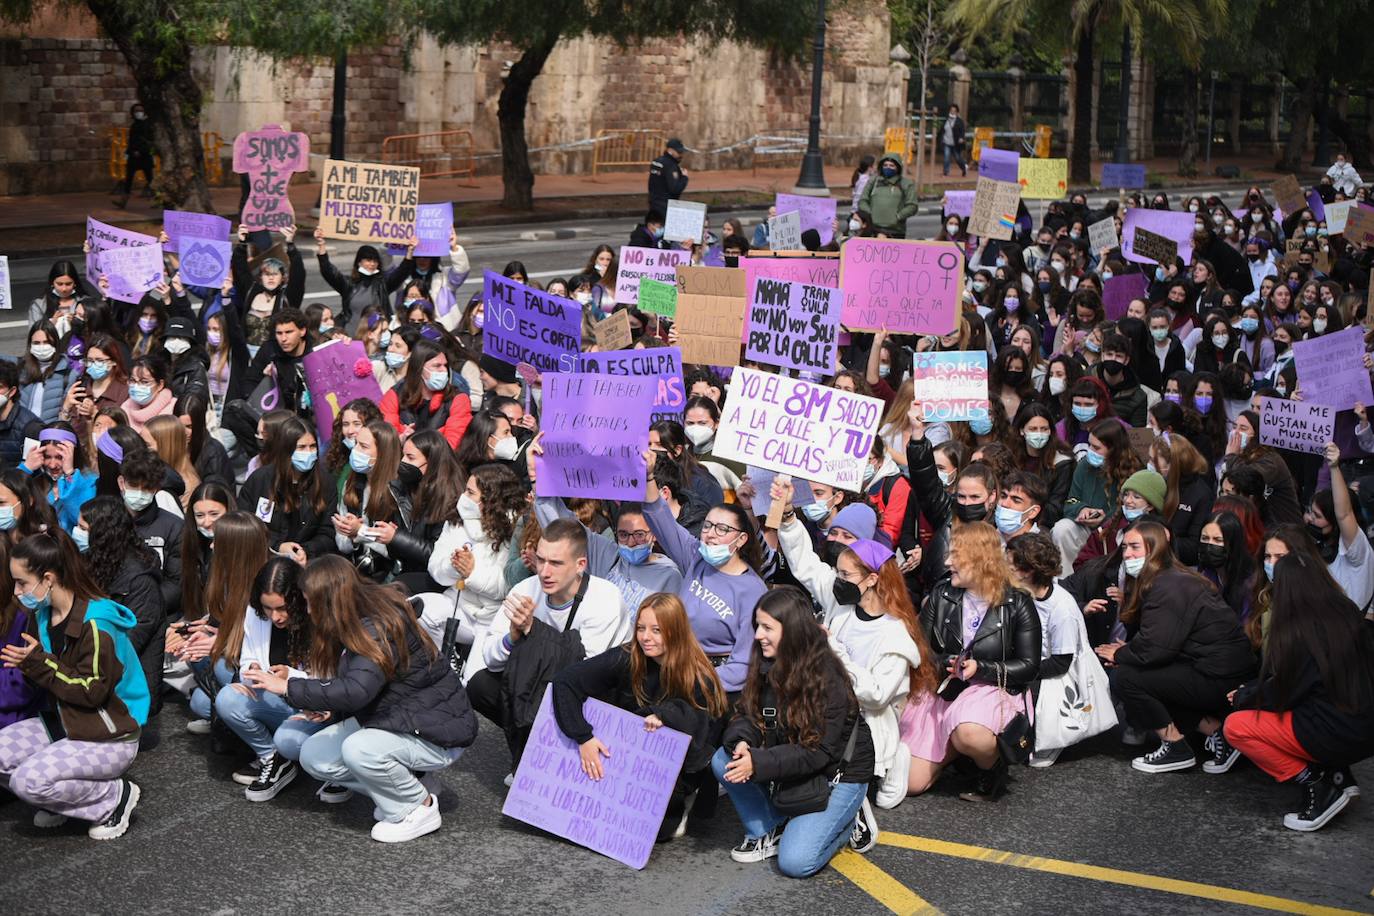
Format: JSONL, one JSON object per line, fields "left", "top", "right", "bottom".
{"left": 713, "top": 588, "right": 876, "bottom": 875}
{"left": 858, "top": 155, "right": 918, "bottom": 238}
{"left": 313, "top": 229, "right": 411, "bottom": 328}
{"left": 1325, "top": 152, "right": 1363, "bottom": 196}
{"left": 942, "top": 104, "right": 968, "bottom": 177}
{"left": 0, "top": 532, "right": 150, "bottom": 840}
{"left": 112, "top": 102, "right": 154, "bottom": 208}
{"left": 648, "top": 138, "right": 690, "bottom": 216}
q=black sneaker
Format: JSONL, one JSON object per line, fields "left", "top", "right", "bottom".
{"left": 1340, "top": 767, "right": 1361, "bottom": 799}
{"left": 231, "top": 759, "right": 263, "bottom": 786}
{"left": 848, "top": 797, "right": 879, "bottom": 852}
{"left": 1201, "top": 731, "right": 1240, "bottom": 774}
{"left": 1131, "top": 739, "right": 1196, "bottom": 774}
{"left": 88, "top": 779, "right": 140, "bottom": 840}
{"left": 959, "top": 757, "right": 1008, "bottom": 802}
{"left": 730, "top": 824, "right": 782, "bottom": 863}
{"left": 244, "top": 753, "right": 297, "bottom": 802}
{"left": 1284, "top": 770, "right": 1351, "bottom": 832}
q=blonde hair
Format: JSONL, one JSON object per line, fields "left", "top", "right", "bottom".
{"left": 146, "top": 414, "right": 199, "bottom": 503}
{"left": 949, "top": 522, "right": 1013, "bottom": 604}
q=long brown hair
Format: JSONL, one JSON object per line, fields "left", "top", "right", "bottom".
{"left": 842, "top": 548, "right": 938, "bottom": 698}
{"left": 1150, "top": 431, "right": 1208, "bottom": 520}
{"left": 406, "top": 430, "right": 463, "bottom": 526}
{"left": 740, "top": 588, "right": 856, "bottom": 748}
{"left": 343, "top": 420, "right": 401, "bottom": 522}
{"left": 627, "top": 593, "right": 727, "bottom": 716}
{"left": 301, "top": 555, "right": 433, "bottom": 679}
{"left": 1118, "top": 519, "right": 1211, "bottom": 626}
{"left": 1090, "top": 418, "right": 1143, "bottom": 494}
{"left": 948, "top": 522, "right": 1012, "bottom": 605}
{"left": 146, "top": 414, "right": 199, "bottom": 499}
{"left": 264, "top": 414, "right": 327, "bottom": 515}
{"left": 208, "top": 512, "right": 270, "bottom": 664}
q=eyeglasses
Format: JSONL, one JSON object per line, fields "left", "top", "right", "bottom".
{"left": 701, "top": 521, "right": 742, "bottom": 537}
{"left": 615, "top": 529, "right": 652, "bottom": 545}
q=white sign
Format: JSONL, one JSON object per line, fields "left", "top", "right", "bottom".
{"left": 1088, "top": 217, "right": 1118, "bottom": 253}
{"left": 663, "top": 200, "right": 707, "bottom": 243}
{"left": 614, "top": 246, "right": 692, "bottom": 305}
{"left": 768, "top": 210, "right": 804, "bottom": 251}
{"left": 0, "top": 256, "right": 10, "bottom": 310}
{"left": 1326, "top": 200, "right": 1356, "bottom": 235}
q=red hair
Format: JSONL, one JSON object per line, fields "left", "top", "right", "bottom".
{"left": 1211, "top": 494, "right": 1265, "bottom": 557}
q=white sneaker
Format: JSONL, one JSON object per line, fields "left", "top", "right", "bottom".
{"left": 672, "top": 791, "right": 697, "bottom": 839}
{"left": 1029, "top": 747, "right": 1062, "bottom": 768}
{"left": 503, "top": 772, "right": 514, "bottom": 788}
{"left": 33, "top": 809, "right": 68, "bottom": 828}
{"left": 377, "top": 783, "right": 440, "bottom": 821}
{"left": 185, "top": 719, "right": 211, "bottom": 735}
{"left": 370, "top": 795, "right": 442, "bottom": 843}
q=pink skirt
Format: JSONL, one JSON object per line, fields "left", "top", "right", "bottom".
{"left": 898, "top": 683, "right": 1030, "bottom": 764}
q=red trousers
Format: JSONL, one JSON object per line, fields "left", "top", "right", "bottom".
{"left": 1223, "top": 709, "right": 1314, "bottom": 782}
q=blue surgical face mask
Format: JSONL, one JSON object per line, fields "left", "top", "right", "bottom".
{"left": 349, "top": 447, "right": 374, "bottom": 475}
{"left": 1123, "top": 556, "right": 1146, "bottom": 577}
{"left": 995, "top": 255, "right": 1008, "bottom": 268}
{"left": 1264, "top": 560, "right": 1275, "bottom": 580}
{"left": 1194, "top": 395, "right": 1213, "bottom": 413}
{"left": 1122, "top": 504, "right": 1146, "bottom": 521}
{"left": 1239, "top": 317, "right": 1259, "bottom": 335}
{"left": 618, "top": 543, "right": 652, "bottom": 566}
{"left": 1084, "top": 337, "right": 1101, "bottom": 354}
{"left": 72, "top": 526, "right": 90, "bottom": 552}
{"left": 424, "top": 369, "right": 448, "bottom": 391}
{"left": 123, "top": 489, "right": 154, "bottom": 512}
{"left": 0, "top": 505, "right": 16, "bottom": 531}
{"left": 342, "top": 435, "right": 357, "bottom": 450}
{"left": 994, "top": 504, "right": 1025, "bottom": 535}
{"left": 1151, "top": 327, "right": 1169, "bottom": 342}
{"left": 17, "top": 580, "right": 51, "bottom": 612}
{"left": 1101, "top": 269, "right": 1113, "bottom": 280}
{"left": 379, "top": 332, "right": 392, "bottom": 350}
{"left": 318, "top": 324, "right": 333, "bottom": 336}
{"left": 385, "top": 351, "right": 406, "bottom": 370}
{"left": 1071, "top": 404, "right": 1097, "bottom": 423}
{"left": 1024, "top": 430, "right": 1050, "bottom": 450}
{"left": 802, "top": 501, "right": 830, "bottom": 522}
{"left": 292, "top": 449, "right": 318, "bottom": 472}
{"left": 197, "top": 525, "right": 215, "bottom": 540}
{"left": 128, "top": 383, "right": 155, "bottom": 405}
{"left": 698, "top": 541, "right": 733, "bottom": 567}
{"left": 1154, "top": 267, "right": 1167, "bottom": 282}
{"left": 86, "top": 361, "right": 110, "bottom": 380}
{"left": 969, "top": 417, "right": 993, "bottom": 435}
{"left": 1084, "top": 449, "right": 1106, "bottom": 468}
{"left": 877, "top": 364, "right": 891, "bottom": 379}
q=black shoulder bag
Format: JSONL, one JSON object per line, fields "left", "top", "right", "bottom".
{"left": 994, "top": 598, "right": 1035, "bottom": 766}
{"left": 763, "top": 706, "right": 861, "bottom": 817}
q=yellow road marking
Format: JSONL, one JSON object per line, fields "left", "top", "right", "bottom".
{"left": 879, "top": 833, "right": 1370, "bottom": 916}
{"left": 830, "top": 848, "right": 943, "bottom": 915}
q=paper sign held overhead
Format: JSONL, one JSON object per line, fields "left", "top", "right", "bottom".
{"left": 318, "top": 158, "right": 420, "bottom": 244}
{"left": 536, "top": 373, "right": 654, "bottom": 501}
{"left": 1325, "top": 200, "right": 1356, "bottom": 235}
{"left": 86, "top": 218, "right": 158, "bottom": 287}
{"left": 232, "top": 125, "right": 311, "bottom": 231}
{"left": 768, "top": 210, "right": 804, "bottom": 252}
{"left": 1343, "top": 203, "right": 1374, "bottom": 247}
{"left": 968, "top": 176, "right": 1020, "bottom": 240}
{"left": 162, "top": 211, "right": 231, "bottom": 254}
{"left": 942, "top": 191, "right": 975, "bottom": 219}
{"left": 1018, "top": 158, "right": 1068, "bottom": 199}
{"left": 1259, "top": 397, "right": 1334, "bottom": 456}
{"left": 578, "top": 347, "right": 685, "bottom": 424}
{"left": 387, "top": 202, "right": 453, "bottom": 257}
{"left": 674, "top": 265, "right": 745, "bottom": 366}
{"left": 1291, "top": 327, "right": 1374, "bottom": 409}
{"left": 775, "top": 194, "right": 837, "bottom": 245}
{"left": 98, "top": 243, "right": 165, "bottom": 304}
{"left": 912, "top": 351, "right": 988, "bottom": 422}
{"left": 615, "top": 247, "right": 691, "bottom": 305}
{"left": 663, "top": 200, "right": 708, "bottom": 243}
{"left": 482, "top": 271, "right": 583, "bottom": 373}
{"left": 1270, "top": 175, "right": 1306, "bottom": 215}
{"left": 637, "top": 278, "right": 678, "bottom": 318}
{"left": 0, "top": 256, "right": 10, "bottom": 310}
{"left": 978, "top": 147, "right": 1020, "bottom": 183}
{"left": 1088, "top": 216, "right": 1118, "bottom": 253}
{"left": 1100, "top": 163, "right": 1146, "bottom": 188}
{"left": 1120, "top": 208, "right": 1195, "bottom": 265}
{"left": 839, "top": 238, "right": 962, "bottom": 335}
{"left": 592, "top": 310, "right": 633, "bottom": 352}
{"left": 744, "top": 279, "right": 841, "bottom": 374}
{"left": 176, "top": 237, "right": 232, "bottom": 288}
{"left": 1130, "top": 227, "right": 1178, "bottom": 266}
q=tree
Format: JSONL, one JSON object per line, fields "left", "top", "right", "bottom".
{"left": 944, "top": 0, "right": 1225, "bottom": 185}
{"left": 418, "top": 0, "right": 814, "bottom": 211}
{"left": 906, "top": 0, "right": 947, "bottom": 196}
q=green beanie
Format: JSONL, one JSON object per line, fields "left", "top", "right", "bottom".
{"left": 1121, "top": 469, "right": 1167, "bottom": 513}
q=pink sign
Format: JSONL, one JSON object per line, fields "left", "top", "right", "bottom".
{"left": 302, "top": 340, "right": 383, "bottom": 445}
{"left": 738, "top": 256, "right": 841, "bottom": 342}
{"left": 1121, "top": 209, "right": 1196, "bottom": 265}
{"left": 232, "top": 125, "right": 311, "bottom": 231}
{"left": 775, "top": 193, "right": 837, "bottom": 245}
{"left": 839, "top": 239, "right": 963, "bottom": 334}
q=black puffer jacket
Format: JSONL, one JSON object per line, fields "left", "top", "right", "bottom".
{"left": 285, "top": 617, "right": 477, "bottom": 748}
{"left": 105, "top": 554, "right": 166, "bottom": 701}
{"left": 921, "top": 581, "right": 1042, "bottom": 693}
{"left": 385, "top": 480, "right": 446, "bottom": 578}
{"left": 1114, "top": 568, "right": 1256, "bottom": 680}
{"left": 901, "top": 435, "right": 953, "bottom": 589}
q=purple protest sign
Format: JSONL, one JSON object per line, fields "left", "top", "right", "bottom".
{"left": 1305, "top": 190, "right": 1326, "bottom": 224}
{"left": 775, "top": 194, "right": 837, "bottom": 245}
{"left": 177, "top": 237, "right": 232, "bottom": 288}
{"left": 979, "top": 148, "right": 1020, "bottom": 183}
{"left": 942, "top": 191, "right": 975, "bottom": 219}
{"left": 1121, "top": 209, "right": 1195, "bottom": 265}
{"left": 232, "top": 124, "right": 311, "bottom": 231}
{"left": 1102, "top": 273, "right": 1149, "bottom": 320}
{"left": 302, "top": 340, "right": 384, "bottom": 446}
{"left": 839, "top": 239, "right": 963, "bottom": 334}
{"left": 1292, "top": 327, "right": 1374, "bottom": 409}
{"left": 483, "top": 271, "right": 583, "bottom": 373}
{"left": 86, "top": 218, "right": 158, "bottom": 285}
{"left": 97, "top": 243, "right": 165, "bottom": 304}
{"left": 535, "top": 373, "right": 654, "bottom": 500}
{"left": 1100, "top": 163, "right": 1146, "bottom": 188}
{"left": 503, "top": 693, "right": 689, "bottom": 870}
{"left": 578, "top": 346, "right": 685, "bottom": 423}
{"left": 745, "top": 278, "right": 841, "bottom": 374}
{"left": 162, "top": 210, "right": 231, "bottom": 254}
{"left": 387, "top": 201, "right": 453, "bottom": 257}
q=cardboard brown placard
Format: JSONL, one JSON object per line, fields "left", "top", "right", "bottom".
{"left": 968, "top": 176, "right": 1020, "bottom": 240}
{"left": 1132, "top": 227, "right": 1177, "bottom": 266}
{"left": 1271, "top": 175, "right": 1306, "bottom": 215}
{"left": 318, "top": 158, "right": 421, "bottom": 244}
{"left": 675, "top": 266, "right": 746, "bottom": 366}
{"left": 1345, "top": 204, "right": 1374, "bottom": 247}
{"left": 592, "top": 310, "right": 633, "bottom": 352}
{"left": 1127, "top": 427, "right": 1155, "bottom": 464}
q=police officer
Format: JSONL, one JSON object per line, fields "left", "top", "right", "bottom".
{"left": 648, "top": 138, "right": 690, "bottom": 215}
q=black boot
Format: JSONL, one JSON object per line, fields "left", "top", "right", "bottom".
{"left": 959, "top": 756, "right": 1008, "bottom": 802}
{"left": 1283, "top": 769, "right": 1350, "bottom": 832}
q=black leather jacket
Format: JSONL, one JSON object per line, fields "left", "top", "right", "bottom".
{"left": 386, "top": 480, "right": 446, "bottom": 576}
{"left": 921, "top": 581, "right": 1042, "bottom": 693}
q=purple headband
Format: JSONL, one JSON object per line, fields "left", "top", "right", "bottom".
{"left": 39, "top": 428, "right": 78, "bottom": 447}
{"left": 96, "top": 431, "right": 124, "bottom": 463}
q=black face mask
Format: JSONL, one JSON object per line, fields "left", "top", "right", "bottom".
{"left": 1003, "top": 369, "right": 1027, "bottom": 387}
{"left": 1100, "top": 359, "right": 1125, "bottom": 377}
{"left": 1308, "top": 523, "right": 1339, "bottom": 563}
{"left": 396, "top": 461, "right": 422, "bottom": 490}
{"left": 832, "top": 578, "right": 863, "bottom": 606}
{"left": 955, "top": 501, "right": 989, "bottom": 523}
{"left": 724, "top": 256, "right": 739, "bottom": 269}
{"left": 822, "top": 539, "right": 846, "bottom": 567}
{"left": 1197, "top": 543, "right": 1228, "bottom": 569}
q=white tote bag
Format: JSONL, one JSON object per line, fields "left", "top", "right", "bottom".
{"left": 1034, "top": 614, "right": 1118, "bottom": 752}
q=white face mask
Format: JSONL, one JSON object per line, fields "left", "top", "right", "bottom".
{"left": 1048, "top": 376, "right": 1066, "bottom": 396}
{"left": 593, "top": 263, "right": 607, "bottom": 275}
{"left": 165, "top": 338, "right": 191, "bottom": 356}
{"left": 848, "top": 217, "right": 862, "bottom": 232}
{"left": 357, "top": 265, "right": 379, "bottom": 277}
{"left": 30, "top": 344, "right": 56, "bottom": 362}
{"left": 458, "top": 492, "right": 480, "bottom": 521}
{"left": 684, "top": 425, "right": 714, "bottom": 448}
{"left": 574, "top": 291, "right": 593, "bottom": 305}
{"left": 492, "top": 435, "right": 519, "bottom": 461}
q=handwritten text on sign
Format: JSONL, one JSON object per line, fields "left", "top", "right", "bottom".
{"left": 912, "top": 351, "right": 989, "bottom": 422}
{"left": 232, "top": 125, "right": 310, "bottom": 231}
{"left": 162, "top": 210, "right": 231, "bottom": 254}
{"left": 504, "top": 693, "right": 689, "bottom": 870}
{"left": 578, "top": 347, "right": 685, "bottom": 424}
{"left": 537, "top": 374, "right": 654, "bottom": 501}
{"left": 839, "top": 239, "right": 962, "bottom": 334}
{"left": 616, "top": 247, "right": 691, "bottom": 304}
{"left": 318, "top": 159, "right": 420, "bottom": 244}
{"left": 745, "top": 279, "right": 841, "bottom": 374}
{"left": 98, "top": 244, "right": 165, "bottom": 304}
{"left": 86, "top": 218, "right": 157, "bottom": 287}
{"left": 1291, "top": 326, "right": 1374, "bottom": 409}
{"left": 713, "top": 367, "right": 885, "bottom": 490}
{"left": 483, "top": 271, "right": 583, "bottom": 372}
{"left": 1259, "top": 396, "right": 1334, "bottom": 456}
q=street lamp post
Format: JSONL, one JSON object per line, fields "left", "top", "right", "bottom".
{"left": 330, "top": 51, "right": 348, "bottom": 160}
{"left": 792, "top": 0, "right": 829, "bottom": 194}
{"left": 1113, "top": 26, "right": 1132, "bottom": 164}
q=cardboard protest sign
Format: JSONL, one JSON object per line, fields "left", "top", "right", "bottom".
{"left": 318, "top": 158, "right": 420, "bottom": 244}
{"left": 663, "top": 200, "right": 707, "bottom": 243}
{"left": 775, "top": 194, "right": 837, "bottom": 245}
{"left": 578, "top": 347, "right": 685, "bottom": 424}
{"left": 1088, "top": 216, "right": 1118, "bottom": 253}
{"left": 177, "top": 237, "right": 232, "bottom": 288}
{"left": 674, "top": 266, "right": 745, "bottom": 366}
{"left": 942, "top": 191, "right": 975, "bottom": 219}
{"left": 0, "top": 256, "right": 10, "bottom": 310}
{"left": 1344, "top": 203, "right": 1374, "bottom": 247}
{"left": 483, "top": 271, "right": 583, "bottom": 373}
{"left": 1325, "top": 200, "right": 1356, "bottom": 235}
{"left": 1102, "top": 273, "right": 1149, "bottom": 320}
{"left": 1291, "top": 327, "right": 1374, "bottom": 409}
{"left": 1131, "top": 228, "right": 1177, "bottom": 266}
{"left": 839, "top": 238, "right": 963, "bottom": 334}
{"left": 535, "top": 373, "right": 655, "bottom": 501}
{"left": 615, "top": 247, "right": 691, "bottom": 305}
{"left": 768, "top": 211, "right": 804, "bottom": 252}
{"left": 86, "top": 218, "right": 158, "bottom": 286}
{"left": 98, "top": 244, "right": 165, "bottom": 304}
{"left": 162, "top": 211, "right": 231, "bottom": 254}
{"left": 1100, "top": 163, "right": 1146, "bottom": 188}
{"left": 1259, "top": 396, "right": 1334, "bottom": 456}
{"left": 388, "top": 202, "right": 452, "bottom": 257}
{"left": 968, "top": 176, "right": 1020, "bottom": 240}
{"left": 1271, "top": 175, "right": 1306, "bottom": 215}
{"left": 912, "top": 351, "right": 988, "bottom": 422}
{"left": 503, "top": 693, "right": 689, "bottom": 870}
{"left": 592, "top": 310, "right": 633, "bottom": 352}
{"left": 744, "top": 279, "right": 841, "bottom": 374}
{"left": 637, "top": 278, "right": 678, "bottom": 318}
{"left": 1120, "top": 209, "right": 1194, "bottom": 265}
{"left": 713, "top": 368, "right": 884, "bottom": 491}
{"left": 232, "top": 125, "right": 311, "bottom": 231}
{"left": 1018, "top": 158, "right": 1068, "bottom": 200}
{"left": 979, "top": 147, "right": 1020, "bottom": 183}
{"left": 302, "top": 340, "right": 384, "bottom": 446}
{"left": 1127, "top": 427, "right": 1156, "bottom": 464}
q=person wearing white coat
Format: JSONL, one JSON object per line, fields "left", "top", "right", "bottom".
{"left": 1325, "top": 155, "right": 1363, "bottom": 197}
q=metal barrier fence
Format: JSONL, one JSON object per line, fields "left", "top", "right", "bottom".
{"left": 381, "top": 130, "right": 477, "bottom": 183}
{"left": 591, "top": 129, "right": 665, "bottom": 176}
{"left": 749, "top": 131, "right": 807, "bottom": 175}
{"left": 106, "top": 128, "right": 226, "bottom": 183}
{"left": 971, "top": 124, "right": 1054, "bottom": 161}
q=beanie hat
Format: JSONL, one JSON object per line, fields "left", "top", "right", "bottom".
{"left": 847, "top": 538, "right": 894, "bottom": 572}
{"left": 479, "top": 354, "right": 517, "bottom": 385}
{"left": 830, "top": 504, "right": 877, "bottom": 542}
{"left": 1121, "top": 469, "right": 1167, "bottom": 513}
{"left": 356, "top": 245, "right": 381, "bottom": 266}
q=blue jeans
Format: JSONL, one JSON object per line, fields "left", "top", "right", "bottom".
{"left": 188, "top": 658, "right": 235, "bottom": 720}
{"left": 299, "top": 717, "right": 464, "bottom": 823}
{"left": 711, "top": 746, "right": 867, "bottom": 878}
{"left": 943, "top": 144, "right": 966, "bottom": 175}
{"left": 214, "top": 684, "right": 325, "bottom": 760}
